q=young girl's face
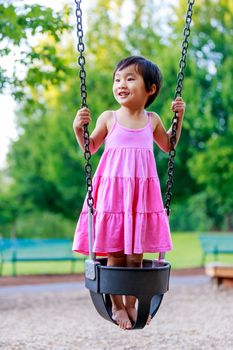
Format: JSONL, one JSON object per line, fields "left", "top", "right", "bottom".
{"left": 113, "top": 64, "right": 154, "bottom": 109}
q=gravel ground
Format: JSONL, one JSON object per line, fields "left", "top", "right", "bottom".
{"left": 0, "top": 277, "right": 233, "bottom": 350}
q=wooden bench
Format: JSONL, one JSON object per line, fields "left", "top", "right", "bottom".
{"left": 0, "top": 238, "right": 85, "bottom": 276}
{"left": 199, "top": 234, "right": 233, "bottom": 266}
{"left": 205, "top": 262, "right": 233, "bottom": 287}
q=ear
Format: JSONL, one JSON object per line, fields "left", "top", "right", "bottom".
{"left": 149, "top": 84, "right": 156, "bottom": 95}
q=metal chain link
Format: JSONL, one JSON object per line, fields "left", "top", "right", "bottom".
{"left": 165, "top": 0, "right": 195, "bottom": 216}
{"left": 74, "top": 0, "right": 94, "bottom": 212}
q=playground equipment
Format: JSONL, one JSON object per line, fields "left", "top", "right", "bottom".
{"left": 74, "top": 0, "right": 195, "bottom": 329}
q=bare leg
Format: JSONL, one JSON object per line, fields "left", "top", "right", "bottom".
{"left": 125, "top": 254, "right": 143, "bottom": 323}
{"left": 107, "top": 251, "right": 131, "bottom": 330}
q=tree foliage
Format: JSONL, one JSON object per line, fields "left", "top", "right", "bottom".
{"left": 1, "top": 0, "right": 232, "bottom": 237}
{"left": 185, "top": 0, "right": 233, "bottom": 229}
{"left": 0, "top": 0, "right": 72, "bottom": 100}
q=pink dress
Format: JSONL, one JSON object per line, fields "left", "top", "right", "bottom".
{"left": 73, "top": 111, "right": 172, "bottom": 256}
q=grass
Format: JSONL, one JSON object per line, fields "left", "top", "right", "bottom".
{"left": 147, "top": 232, "right": 233, "bottom": 269}
{"left": 158, "top": 232, "right": 233, "bottom": 268}
{"left": 144, "top": 231, "right": 203, "bottom": 268}
{"left": 1, "top": 232, "right": 233, "bottom": 276}
{"left": 1, "top": 258, "right": 86, "bottom": 277}
{"left": 160, "top": 232, "right": 203, "bottom": 269}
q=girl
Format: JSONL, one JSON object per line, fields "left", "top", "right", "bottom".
{"left": 73, "top": 56, "right": 185, "bottom": 330}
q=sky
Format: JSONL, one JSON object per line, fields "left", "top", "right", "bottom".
{"left": 0, "top": 0, "right": 83, "bottom": 169}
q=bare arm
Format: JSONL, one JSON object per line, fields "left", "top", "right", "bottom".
{"left": 153, "top": 97, "right": 186, "bottom": 152}
{"left": 73, "top": 108, "right": 111, "bottom": 154}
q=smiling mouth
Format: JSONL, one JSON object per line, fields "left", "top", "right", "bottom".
{"left": 118, "top": 91, "right": 129, "bottom": 97}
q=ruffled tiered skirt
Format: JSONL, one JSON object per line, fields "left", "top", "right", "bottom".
{"left": 73, "top": 148, "right": 172, "bottom": 255}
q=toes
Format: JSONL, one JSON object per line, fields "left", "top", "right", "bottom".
{"left": 112, "top": 309, "right": 132, "bottom": 330}
{"left": 119, "top": 320, "right": 132, "bottom": 330}
{"left": 126, "top": 320, "right": 132, "bottom": 329}
{"left": 147, "top": 315, "right": 152, "bottom": 325}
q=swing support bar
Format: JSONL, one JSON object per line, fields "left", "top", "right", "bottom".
{"left": 88, "top": 208, "right": 95, "bottom": 261}
{"left": 85, "top": 208, "right": 100, "bottom": 281}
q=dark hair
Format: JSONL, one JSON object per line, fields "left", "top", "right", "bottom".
{"left": 113, "top": 56, "right": 162, "bottom": 108}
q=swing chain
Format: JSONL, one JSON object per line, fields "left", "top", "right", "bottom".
{"left": 165, "top": 0, "right": 195, "bottom": 216}
{"left": 74, "top": 0, "right": 94, "bottom": 212}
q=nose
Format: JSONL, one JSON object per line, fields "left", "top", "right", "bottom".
{"left": 119, "top": 79, "right": 126, "bottom": 88}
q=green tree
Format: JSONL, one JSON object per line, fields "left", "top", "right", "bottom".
{"left": 0, "top": 1, "right": 76, "bottom": 235}
{"left": 7, "top": 41, "right": 85, "bottom": 219}
{"left": 0, "top": 0, "right": 72, "bottom": 100}
{"left": 2, "top": 0, "right": 233, "bottom": 236}
{"left": 185, "top": 0, "right": 233, "bottom": 229}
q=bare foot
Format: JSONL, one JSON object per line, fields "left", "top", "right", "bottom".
{"left": 112, "top": 308, "right": 132, "bottom": 330}
{"left": 147, "top": 315, "right": 152, "bottom": 325}
{"left": 127, "top": 307, "right": 152, "bottom": 326}
{"left": 125, "top": 306, "right": 137, "bottom": 323}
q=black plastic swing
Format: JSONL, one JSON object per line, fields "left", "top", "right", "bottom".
{"left": 74, "top": 0, "right": 195, "bottom": 330}
{"left": 85, "top": 257, "right": 170, "bottom": 329}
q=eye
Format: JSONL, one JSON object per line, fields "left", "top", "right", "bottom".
{"left": 114, "top": 78, "right": 120, "bottom": 83}
{"left": 127, "top": 77, "right": 135, "bottom": 81}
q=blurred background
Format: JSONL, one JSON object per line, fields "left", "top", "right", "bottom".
{"left": 0, "top": 0, "right": 232, "bottom": 273}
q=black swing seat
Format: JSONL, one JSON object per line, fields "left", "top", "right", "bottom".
{"left": 85, "top": 258, "right": 171, "bottom": 329}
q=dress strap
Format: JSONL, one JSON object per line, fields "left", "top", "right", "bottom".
{"left": 147, "top": 112, "right": 153, "bottom": 128}
{"left": 104, "top": 111, "right": 117, "bottom": 142}
{"left": 148, "top": 112, "right": 156, "bottom": 133}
